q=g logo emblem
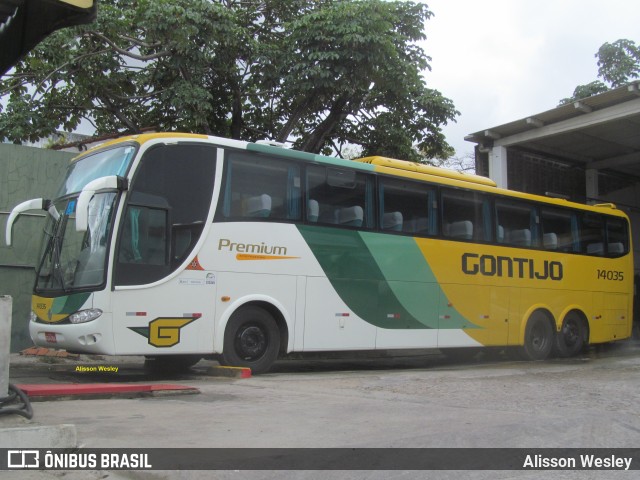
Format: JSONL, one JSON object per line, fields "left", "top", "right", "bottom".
{"left": 129, "top": 317, "right": 197, "bottom": 347}
{"left": 149, "top": 318, "right": 195, "bottom": 347}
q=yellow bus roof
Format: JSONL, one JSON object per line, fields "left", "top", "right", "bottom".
{"left": 72, "top": 132, "right": 208, "bottom": 159}
{"left": 355, "top": 156, "right": 497, "bottom": 188}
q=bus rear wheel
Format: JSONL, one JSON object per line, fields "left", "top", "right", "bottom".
{"left": 521, "top": 311, "right": 554, "bottom": 361}
{"left": 220, "top": 306, "right": 280, "bottom": 374}
{"left": 554, "top": 312, "right": 586, "bottom": 357}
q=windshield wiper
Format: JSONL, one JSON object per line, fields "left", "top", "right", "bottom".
{"left": 51, "top": 234, "right": 68, "bottom": 292}
{"left": 35, "top": 209, "right": 68, "bottom": 291}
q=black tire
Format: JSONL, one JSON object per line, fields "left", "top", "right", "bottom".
{"left": 521, "top": 311, "right": 554, "bottom": 361}
{"left": 144, "top": 354, "right": 202, "bottom": 373}
{"left": 632, "top": 321, "right": 640, "bottom": 341}
{"left": 554, "top": 312, "right": 586, "bottom": 357}
{"left": 220, "top": 306, "right": 280, "bottom": 374}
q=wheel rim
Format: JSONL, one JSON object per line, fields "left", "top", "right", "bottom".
{"left": 562, "top": 318, "right": 580, "bottom": 347}
{"left": 235, "top": 324, "right": 268, "bottom": 361}
{"left": 531, "top": 322, "right": 550, "bottom": 352}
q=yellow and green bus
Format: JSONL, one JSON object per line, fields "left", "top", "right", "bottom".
{"left": 6, "top": 133, "right": 634, "bottom": 372}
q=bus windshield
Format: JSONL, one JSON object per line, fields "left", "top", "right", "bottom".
{"left": 33, "top": 144, "right": 136, "bottom": 294}
{"left": 57, "top": 145, "right": 136, "bottom": 197}
{"left": 35, "top": 192, "right": 117, "bottom": 294}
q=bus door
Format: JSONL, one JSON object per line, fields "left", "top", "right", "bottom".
{"left": 110, "top": 142, "right": 218, "bottom": 355}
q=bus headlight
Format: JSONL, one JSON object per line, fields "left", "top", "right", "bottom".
{"left": 69, "top": 309, "right": 103, "bottom": 324}
{"left": 30, "top": 311, "right": 38, "bottom": 322}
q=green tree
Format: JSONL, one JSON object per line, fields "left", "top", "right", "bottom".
{"left": 0, "top": 0, "right": 458, "bottom": 161}
{"left": 597, "top": 39, "right": 640, "bottom": 87}
{"left": 559, "top": 39, "right": 640, "bottom": 105}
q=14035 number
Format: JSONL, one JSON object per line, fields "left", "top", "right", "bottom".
{"left": 597, "top": 269, "right": 624, "bottom": 281}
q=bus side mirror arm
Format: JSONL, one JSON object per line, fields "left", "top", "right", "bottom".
{"left": 5, "top": 198, "right": 46, "bottom": 246}
{"left": 76, "top": 176, "right": 128, "bottom": 232}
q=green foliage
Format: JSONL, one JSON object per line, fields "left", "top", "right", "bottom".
{"left": 558, "top": 81, "right": 609, "bottom": 105}
{"left": 0, "top": 0, "right": 458, "bottom": 159}
{"left": 559, "top": 38, "right": 639, "bottom": 105}
{"left": 597, "top": 39, "right": 640, "bottom": 87}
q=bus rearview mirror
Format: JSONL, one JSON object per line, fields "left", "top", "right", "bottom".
{"left": 76, "top": 176, "right": 128, "bottom": 233}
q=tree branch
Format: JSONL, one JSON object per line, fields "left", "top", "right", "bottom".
{"left": 85, "top": 31, "right": 172, "bottom": 61}
{"left": 98, "top": 95, "right": 140, "bottom": 132}
{"left": 300, "top": 95, "right": 350, "bottom": 153}
{"left": 275, "top": 97, "right": 310, "bottom": 143}
{"left": 31, "top": 48, "right": 111, "bottom": 99}
{"left": 117, "top": 34, "right": 163, "bottom": 49}
{"left": 109, "top": 89, "right": 166, "bottom": 101}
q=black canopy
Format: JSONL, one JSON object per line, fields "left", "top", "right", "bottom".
{"left": 0, "top": 0, "right": 96, "bottom": 76}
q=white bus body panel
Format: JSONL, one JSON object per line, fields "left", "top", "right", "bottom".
{"left": 28, "top": 292, "right": 117, "bottom": 355}
{"left": 303, "top": 276, "right": 377, "bottom": 351}
{"left": 112, "top": 271, "right": 217, "bottom": 355}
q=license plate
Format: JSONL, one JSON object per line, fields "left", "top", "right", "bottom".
{"left": 45, "top": 332, "right": 57, "bottom": 343}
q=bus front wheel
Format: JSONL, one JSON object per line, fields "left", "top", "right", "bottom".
{"left": 554, "top": 312, "right": 586, "bottom": 357}
{"left": 521, "top": 311, "right": 554, "bottom": 361}
{"left": 220, "top": 306, "right": 280, "bottom": 374}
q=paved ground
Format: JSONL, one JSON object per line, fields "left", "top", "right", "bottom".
{"left": 2, "top": 340, "right": 640, "bottom": 480}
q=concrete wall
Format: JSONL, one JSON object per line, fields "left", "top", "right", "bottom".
{"left": 0, "top": 144, "right": 74, "bottom": 351}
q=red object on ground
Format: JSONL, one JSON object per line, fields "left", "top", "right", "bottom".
{"left": 20, "top": 347, "right": 79, "bottom": 358}
{"left": 15, "top": 383, "right": 199, "bottom": 397}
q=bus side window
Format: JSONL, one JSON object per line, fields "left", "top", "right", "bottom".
{"left": 119, "top": 206, "right": 168, "bottom": 264}
{"left": 540, "top": 208, "right": 575, "bottom": 252}
{"left": 441, "top": 189, "right": 486, "bottom": 242}
{"left": 495, "top": 200, "right": 538, "bottom": 248}
{"left": 579, "top": 213, "right": 605, "bottom": 256}
{"left": 219, "top": 152, "right": 301, "bottom": 221}
{"left": 378, "top": 177, "right": 434, "bottom": 235}
{"left": 605, "top": 217, "right": 629, "bottom": 257}
{"left": 306, "top": 165, "right": 374, "bottom": 229}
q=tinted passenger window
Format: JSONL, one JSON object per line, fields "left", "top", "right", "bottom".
{"left": 219, "top": 152, "right": 301, "bottom": 221}
{"left": 605, "top": 217, "right": 629, "bottom": 256}
{"left": 119, "top": 205, "right": 168, "bottom": 265}
{"left": 441, "top": 190, "right": 489, "bottom": 242}
{"left": 495, "top": 200, "right": 538, "bottom": 248}
{"left": 579, "top": 213, "right": 605, "bottom": 255}
{"left": 540, "top": 208, "right": 577, "bottom": 252}
{"left": 379, "top": 177, "right": 436, "bottom": 234}
{"left": 306, "top": 165, "right": 374, "bottom": 229}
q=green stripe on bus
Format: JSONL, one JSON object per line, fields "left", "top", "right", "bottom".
{"left": 52, "top": 292, "right": 91, "bottom": 315}
{"left": 359, "top": 233, "right": 474, "bottom": 330}
{"left": 298, "top": 225, "right": 426, "bottom": 329}
{"left": 298, "top": 225, "right": 478, "bottom": 330}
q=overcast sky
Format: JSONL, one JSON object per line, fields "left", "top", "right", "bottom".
{"left": 423, "top": 0, "right": 640, "bottom": 157}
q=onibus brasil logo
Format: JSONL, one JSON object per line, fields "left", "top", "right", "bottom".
{"left": 129, "top": 317, "right": 197, "bottom": 347}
